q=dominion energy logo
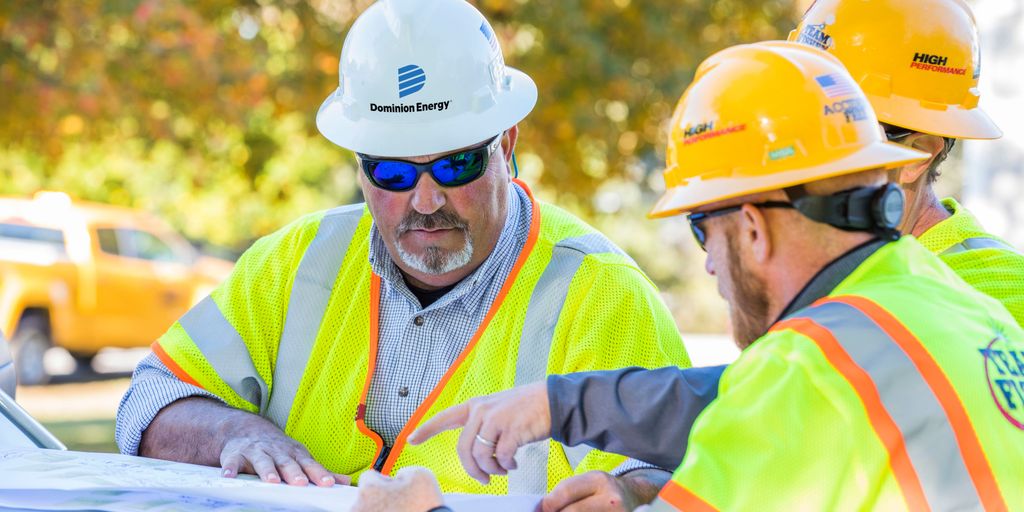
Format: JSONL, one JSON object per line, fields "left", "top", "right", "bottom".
{"left": 981, "top": 333, "right": 1024, "bottom": 430}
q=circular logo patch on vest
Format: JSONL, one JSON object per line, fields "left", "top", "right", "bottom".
{"left": 981, "top": 334, "right": 1024, "bottom": 430}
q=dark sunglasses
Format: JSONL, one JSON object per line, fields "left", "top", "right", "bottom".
{"left": 357, "top": 134, "right": 503, "bottom": 192}
{"left": 687, "top": 201, "right": 795, "bottom": 251}
{"left": 881, "top": 123, "right": 914, "bottom": 142}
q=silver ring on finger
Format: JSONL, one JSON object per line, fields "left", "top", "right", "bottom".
{"left": 475, "top": 433, "right": 497, "bottom": 448}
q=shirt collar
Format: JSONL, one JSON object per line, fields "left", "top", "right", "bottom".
{"left": 916, "top": 197, "right": 982, "bottom": 254}
{"left": 368, "top": 183, "right": 531, "bottom": 314}
{"left": 775, "top": 237, "right": 888, "bottom": 322}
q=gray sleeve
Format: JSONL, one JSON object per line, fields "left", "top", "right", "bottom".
{"left": 114, "top": 352, "right": 221, "bottom": 456}
{"left": 547, "top": 365, "right": 726, "bottom": 469}
{"left": 612, "top": 456, "right": 669, "bottom": 475}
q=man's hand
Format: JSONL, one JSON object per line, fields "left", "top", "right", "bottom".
{"left": 140, "top": 397, "right": 350, "bottom": 487}
{"left": 352, "top": 467, "right": 445, "bottom": 512}
{"left": 219, "top": 427, "right": 349, "bottom": 487}
{"left": 408, "top": 381, "right": 550, "bottom": 484}
{"left": 540, "top": 469, "right": 668, "bottom": 512}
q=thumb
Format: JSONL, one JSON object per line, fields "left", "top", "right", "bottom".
{"left": 357, "top": 470, "right": 388, "bottom": 488}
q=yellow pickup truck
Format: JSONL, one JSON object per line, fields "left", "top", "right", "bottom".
{"left": 0, "top": 192, "right": 233, "bottom": 385}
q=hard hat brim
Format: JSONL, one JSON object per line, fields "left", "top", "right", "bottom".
{"left": 316, "top": 68, "right": 538, "bottom": 158}
{"left": 648, "top": 141, "right": 930, "bottom": 219}
{"left": 869, "top": 93, "right": 1002, "bottom": 140}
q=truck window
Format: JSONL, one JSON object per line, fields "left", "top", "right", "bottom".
{"left": 123, "top": 229, "right": 177, "bottom": 262}
{"left": 96, "top": 228, "right": 120, "bottom": 256}
{"left": 0, "top": 223, "right": 65, "bottom": 247}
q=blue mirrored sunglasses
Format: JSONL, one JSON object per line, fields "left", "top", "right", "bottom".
{"left": 357, "top": 134, "right": 503, "bottom": 192}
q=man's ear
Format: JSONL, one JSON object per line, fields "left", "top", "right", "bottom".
{"left": 738, "top": 203, "right": 773, "bottom": 263}
{"left": 896, "top": 133, "right": 945, "bottom": 185}
{"left": 502, "top": 125, "right": 518, "bottom": 163}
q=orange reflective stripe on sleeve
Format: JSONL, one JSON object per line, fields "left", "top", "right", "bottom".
{"left": 657, "top": 480, "right": 718, "bottom": 512}
{"left": 151, "top": 341, "right": 204, "bottom": 390}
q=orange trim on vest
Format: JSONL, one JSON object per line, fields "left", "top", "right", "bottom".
{"left": 657, "top": 480, "right": 718, "bottom": 512}
{"left": 360, "top": 180, "right": 543, "bottom": 476}
{"left": 828, "top": 295, "right": 1008, "bottom": 511}
{"left": 355, "top": 274, "right": 385, "bottom": 462}
{"left": 151, "top": 341, "right": 204, "bottom": 390}
{"left": 772, "top": 317, "right": 929, "bottom": 511}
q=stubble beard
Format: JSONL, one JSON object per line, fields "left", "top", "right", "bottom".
{"left": 726, "top": 239, "right": 771, "bottom": 349}
{"left": 397, "top": 236, "right": 474, "bottom": 275}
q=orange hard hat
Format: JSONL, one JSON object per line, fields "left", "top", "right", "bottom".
{"left": 650, "top": 41, "right": 929, "bottom": 218}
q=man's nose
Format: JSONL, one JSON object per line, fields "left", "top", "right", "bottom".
{"left": 410, "top": 173, "right": 446, "bottom": 215}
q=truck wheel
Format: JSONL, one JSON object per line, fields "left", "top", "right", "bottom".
{"left": 11, "top": 315, "right": 53, "bottom": 386}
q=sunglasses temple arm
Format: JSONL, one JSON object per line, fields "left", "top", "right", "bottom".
{"left": 511, "top": 152, "right": 519, "bottom": 179}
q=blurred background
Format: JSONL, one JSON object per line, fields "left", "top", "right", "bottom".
{"left": 2, "top": 0, "right": 1021, "bottom": 453}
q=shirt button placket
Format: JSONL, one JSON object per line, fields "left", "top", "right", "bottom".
{"left": 413, "top": 315, "right": 424, "bottom": 326}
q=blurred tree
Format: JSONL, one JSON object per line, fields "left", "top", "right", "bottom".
{"left": 0, "top": 0, "right": 796, "bottom": 331}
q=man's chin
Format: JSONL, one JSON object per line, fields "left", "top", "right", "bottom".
{"left": 396, "top": 244, "right": 474, "bottom": 277}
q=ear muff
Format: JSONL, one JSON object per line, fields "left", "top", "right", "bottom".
{"left": 785, "top": 183, "right": 904, "bottom": 240}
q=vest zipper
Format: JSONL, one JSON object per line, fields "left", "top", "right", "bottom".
{"left": 372, "top": 445, "right": 392, "bottom": 472}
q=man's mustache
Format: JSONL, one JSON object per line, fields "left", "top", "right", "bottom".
{"left": 397, "top": 208, "right": 468, "bottom": 236}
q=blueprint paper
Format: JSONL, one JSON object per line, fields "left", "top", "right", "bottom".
{"left": 0, "top": 448, "right": 540, "bottom": 511}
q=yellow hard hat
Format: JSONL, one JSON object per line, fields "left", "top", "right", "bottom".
{"left": 789, "top": 0, "right": 1001, "bottom": 140}
{"left": 649, "top": 41, "right": 929, "bottom": 219}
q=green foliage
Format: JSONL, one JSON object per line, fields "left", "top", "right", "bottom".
{"left": 0, "top": 0, "right": 797, "bottom": 331}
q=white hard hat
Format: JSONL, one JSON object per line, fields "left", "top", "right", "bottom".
{"left": 316, "top": 0, "right": 538, "bottom": 158}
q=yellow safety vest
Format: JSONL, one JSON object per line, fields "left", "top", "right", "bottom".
{"left": 153, "top": 181, "right": 689, "bottom": 494}
{"left": 920, "top": 197, "right": 1024, "bottom": 327}
{"left": 653, "top": 238, "right": 1023, "bottom": 511}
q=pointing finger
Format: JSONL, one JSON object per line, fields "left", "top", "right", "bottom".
{"left": 410, "top": 402, "right": 470, "bottom": 445}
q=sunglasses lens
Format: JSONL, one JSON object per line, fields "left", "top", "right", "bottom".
{"left": 368, "top": 161, "right": 418, "bottom": 190}
{"left": 432, "top": 149, "right": 486, "bottom": 186}
{"left": 688, "top": 215, "right": 707, "bottom": 251}
{"left": 884, "top": 128, "right": 912, "bottom": 142}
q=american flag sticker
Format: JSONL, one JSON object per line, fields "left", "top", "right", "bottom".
{"left": 480, "top": 22, "right": 499, "bottom": 53}
{"left": 814, "top": 74, "right": 856, "bottom": 98}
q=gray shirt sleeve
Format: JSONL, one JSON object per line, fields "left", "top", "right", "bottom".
{"left": 114, "top": 352, "right": 221, "bottom": 456}
{"left": 547, "top": 365, "right": 726, "bottom": 470}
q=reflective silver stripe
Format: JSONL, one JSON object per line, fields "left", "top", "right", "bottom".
{"left": 266, "top": 204, "right": 365, "bottom": 429}
{"left": 941, "top": 236, "right": 1018, "bottom": 256}
{"left": 507, "top": 232, "right": 633, "bottom": 494}
{"left": 563, "top": 444, "right": 591, "bottom": 472}
{"left": 562, "top": 232, "right": 634, "bottom": 265}
{"left": 179, "top": 296, "right": 268, "bottom": 412}
{"left": 798, "top": 300, "right": 982, "bottom": 509}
